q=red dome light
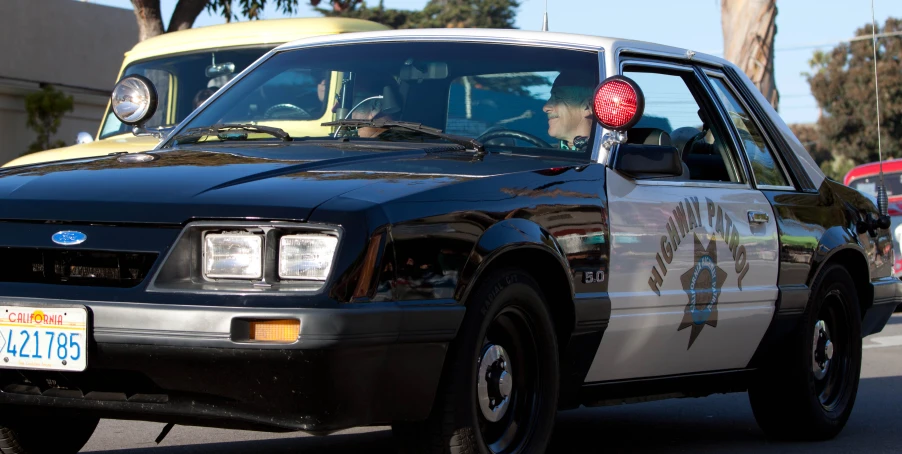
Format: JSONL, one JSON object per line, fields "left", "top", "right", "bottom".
{"left": 592, "top": 76, "right": 644, "bottom": 131}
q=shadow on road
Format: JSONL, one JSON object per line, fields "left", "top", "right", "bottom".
{"left": 88, "top": 376, "right": 902, "bottom": 453}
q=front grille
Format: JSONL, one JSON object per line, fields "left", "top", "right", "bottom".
{"left": 0, "top": 248, "right": 157, "bottom": 287}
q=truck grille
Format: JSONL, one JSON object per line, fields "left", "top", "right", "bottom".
{"left": 0, "top": 248, "right": 157, "bottom": 288}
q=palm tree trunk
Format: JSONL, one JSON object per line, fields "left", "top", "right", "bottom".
{"left": 721, "top": 0, "right": 779, "bottom": 109}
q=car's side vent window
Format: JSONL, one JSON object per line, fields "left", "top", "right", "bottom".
{"left": 708, "top": 77, "right": 791, "bottom": 188}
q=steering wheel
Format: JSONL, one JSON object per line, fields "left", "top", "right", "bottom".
{"left": 263, "top": 103, "right": 310, "bottom": 120}
{"left": 476, "top": 129, "right": 552, "bottom": 148}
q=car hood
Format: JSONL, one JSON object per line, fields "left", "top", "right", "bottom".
{"left": 0, "top": 143, "right": 569, "bottom": 224}
{"left": 2, "top": 135, "right": 161, "bottom": 168}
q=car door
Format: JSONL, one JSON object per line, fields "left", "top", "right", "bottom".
{"left": 585, "top": 59, "right": 780, "bottom": 382}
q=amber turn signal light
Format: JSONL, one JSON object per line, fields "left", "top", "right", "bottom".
{"left": 249, "top": 319, "right": 300, "bottom": 342}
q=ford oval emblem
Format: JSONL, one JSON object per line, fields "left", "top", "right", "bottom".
{"left": 52, "top": 231, "right": 87, "bottom": 246}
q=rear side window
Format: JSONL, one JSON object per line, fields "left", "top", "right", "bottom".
{"left": 708, "top": 77, "right": 790, "bottom": 188}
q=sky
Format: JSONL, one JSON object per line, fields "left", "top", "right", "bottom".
{"left": 83, "top": 0, "right": 902, "bottom": 125}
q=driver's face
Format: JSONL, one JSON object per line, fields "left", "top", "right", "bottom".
{"left": 543, "top": 86, "right": 592, "bottom": 144}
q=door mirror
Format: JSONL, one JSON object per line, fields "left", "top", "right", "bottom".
{"left": 613, "top": 144, "right": 684, "bottom": 179}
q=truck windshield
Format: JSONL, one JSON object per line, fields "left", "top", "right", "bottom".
{"left": 171, "top": 42, "right": 600, "bottom": 159}
{"left": 98, "top": 47, "right": 276, "bottom": 139}
{"left": 847, "top": 172, "right": 902, "bottom": 198}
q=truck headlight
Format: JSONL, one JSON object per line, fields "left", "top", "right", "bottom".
{"left": 279, "top": 235, "right": 338, "bottom": 280}
{"left": 203, "top": 234, "right": 263, "bottom": 279}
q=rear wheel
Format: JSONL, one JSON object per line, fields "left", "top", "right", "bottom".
{"left": 393, "top": 268, "right": 559, "bottom": 454}
{"left": 0, "top": 413, "right": 98, "bottom": 454}
{"left": 749, "top": 264, "right": 862, "bottom": 440}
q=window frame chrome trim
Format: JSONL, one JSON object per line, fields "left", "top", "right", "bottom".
{"left": 634, "top": 180, "right": 750, "bottom": 189}
{"left": 589, "top": 48, "right": 614, "bottom": 165}
{"left": 611, "top": 57, "right": 752, "bottom": 188}
{"left": 616, "top": 47, "right": 727, "bottom": 69}
{"left": 702, "top": 70, "right": 797, "bottom": 192}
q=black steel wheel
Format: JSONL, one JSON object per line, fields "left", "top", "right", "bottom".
{"left": 749, "top": 264, "right": 862, "bottom": 441}
{"left": 393, "top": 268, "right": 559, "bottom": 454}
{"left": 0, "top": 413, "right": 98, "bottom": 454}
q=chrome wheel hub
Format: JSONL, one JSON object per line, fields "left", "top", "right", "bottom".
{"left": 812, "top": 319, "right": 834, "bottom": 380}
{"left": 477, "top": 344, "right": 513, "bottom": 422}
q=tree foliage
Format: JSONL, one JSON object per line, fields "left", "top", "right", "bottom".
{"left": 23, "top": 85, "right": 74, "bottom": 156}
{"left": 315, "top": 0, "right": 519, "bottom": 29}
{"left": 131, "top": 0, "right": 518, "bottom": 41}
{"left": 805, "top": 17, "right": 902, "bottom": 176}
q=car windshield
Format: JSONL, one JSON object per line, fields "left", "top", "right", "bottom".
{"left": 99, "top": 47, "right": 275, "bottom": 139}
{"left": 171, "top": 42, "right": 600, "bottom": 158}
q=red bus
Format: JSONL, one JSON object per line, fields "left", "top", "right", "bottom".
{"left": 844, "top": 159, "right": 902, "bottom": 276}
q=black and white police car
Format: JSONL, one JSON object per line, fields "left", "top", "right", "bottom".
{"left": 0, "top": 29, "right": 897, "bottom": 454}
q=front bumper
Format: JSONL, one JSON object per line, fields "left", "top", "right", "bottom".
{"left": 0, "top": 298, "right": 464, "bottom": 432}
{"left": 862, "top": 277, "right": 902, "bottom": 337}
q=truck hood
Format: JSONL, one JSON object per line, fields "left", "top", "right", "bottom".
{"left": 2, "top": 135, "right": 162, "bottom": 168}
{"left": 0, "top": 143, "right": 564, "bottom": 224}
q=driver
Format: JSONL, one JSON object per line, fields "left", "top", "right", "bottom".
{"left": 542, "top": 71, "right": 595, "bottom": 151}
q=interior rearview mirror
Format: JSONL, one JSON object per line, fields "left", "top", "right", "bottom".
{"left": 399, "top": 61, "right": 448, "bottom": 81}
{"left": 206, "top": 62, "right": 236, "bottom": 78}
{"left": 613, "top": 144, "right": 684, "bottom": 179}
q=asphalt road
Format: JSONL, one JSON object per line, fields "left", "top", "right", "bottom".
{"left": 82, "top": 313, "right": 902, "bottom": 454}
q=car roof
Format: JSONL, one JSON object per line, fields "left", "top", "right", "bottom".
{"left": 123, "top": 17, "right": 391, "bottom": 64}
{"left": 844, "top": 158, "right": 902, "bottom": 185}
{"left": 274, "top": 28, "right": 733, "bottom": 68}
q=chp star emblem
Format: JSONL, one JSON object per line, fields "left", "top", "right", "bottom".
{"left": 678, "top": 234, "right": 727, "bottom": 349}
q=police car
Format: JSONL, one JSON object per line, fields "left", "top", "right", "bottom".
{"left": 0, "top": 29, "right": 897, "bottom": 454}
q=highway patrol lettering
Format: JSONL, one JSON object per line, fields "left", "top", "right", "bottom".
{"left": 647, "top": 197, "right": 752, "bottom": 296}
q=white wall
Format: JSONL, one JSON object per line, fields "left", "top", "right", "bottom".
{"left": 0, "top": 0, "right": 138, "bottom": 163}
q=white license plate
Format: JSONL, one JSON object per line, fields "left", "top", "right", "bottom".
{"left": 0, "top": 305, "right": 88, "bottom": 371}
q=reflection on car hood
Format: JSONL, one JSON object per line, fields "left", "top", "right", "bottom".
{"left": 0, "top": 143, "right": 577, "bottom": 224}
{"left": 2, "top": 135, "right": 162, "bottom": 168}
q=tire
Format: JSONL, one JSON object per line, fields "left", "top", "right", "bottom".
{"left": 0, "top": 413, "right": 98, "bottom": 454}
{"left": 393, "top": 268, "right": 560, "bottom": 454}
{"left": 748, "top": 264, "right": 862, "bottom": 441}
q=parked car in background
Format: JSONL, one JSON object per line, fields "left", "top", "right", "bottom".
{"left": 2, "top": 17, "right": 389, "bottom": 168}
{"left": 845, "top": 159, "right": 902, "bottom": 278}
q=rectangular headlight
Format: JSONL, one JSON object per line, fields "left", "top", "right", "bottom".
{"left": 203, "top": 234, "right": 263, "bottom": 279}
{"left": 279, "top": 235, "right": 338, "bottom": 280}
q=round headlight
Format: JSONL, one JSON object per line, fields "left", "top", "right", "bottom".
{"left": 110, "top": 75, "right": 158, "bottom": 125}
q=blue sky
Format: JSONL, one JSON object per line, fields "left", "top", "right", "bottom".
{"left": 86, "top": 0, "right": 902, "bottom": 125}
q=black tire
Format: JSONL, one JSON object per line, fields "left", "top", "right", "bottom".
{"left": 748, "top": 264, "right": 862, "bottom": 441}
{"left": 0, "top": 414, "right": 98, "bottom": 454}
{"left": 393, "top": 268, "right": 560, "bottom": 454}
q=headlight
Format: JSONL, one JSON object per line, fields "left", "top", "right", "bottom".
{"left": 203, "top": 234, "right": 263, "bottom": 279}
{"left": 279, "top": 235, "right": 338, "bottom": 280}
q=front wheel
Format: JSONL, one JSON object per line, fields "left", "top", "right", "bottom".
{"left": 0, "top": 413, "right": 98, "bottom": 454}
{"left": 394, "top": 268, "right": 559, "bottom": 454}
{"left": 748, "top": 264, "right": 862, "bottom": 440}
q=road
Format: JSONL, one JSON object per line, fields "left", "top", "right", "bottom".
{"left": 82, "top": 313, "right": 902, "bottom": 453}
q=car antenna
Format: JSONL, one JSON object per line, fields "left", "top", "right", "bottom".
{"left": 870, "top": 0, "right": 889, "bottom": 221}
{"left": 542, "top": 0, "right": 549, "bottom": 31}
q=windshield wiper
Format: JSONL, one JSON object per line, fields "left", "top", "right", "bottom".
{"left": 322, "top": 119, "right": 485, "bottom": 153}
{"left": 171, "top": 123, "right": 291, "bottom": 144}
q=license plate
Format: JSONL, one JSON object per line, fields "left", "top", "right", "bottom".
{"left": 0, "top": 305, "right": 88, "bottom": 371}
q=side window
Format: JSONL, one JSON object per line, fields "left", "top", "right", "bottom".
{"left": 708, "top": 77, "right": 790, "bottom": 188}
{"left": 623, "top": 67, "right": 743, "bottom": 183}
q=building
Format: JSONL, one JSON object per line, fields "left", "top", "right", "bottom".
{"left": 0, "top": 0, "right": 137, "bottom": 163}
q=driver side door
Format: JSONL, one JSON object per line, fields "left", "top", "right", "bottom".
{"left": 585, "top": 59, "right": 780, "bottom": 382}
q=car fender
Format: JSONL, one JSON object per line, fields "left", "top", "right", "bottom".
{"left": 455, "top": 218, "right": 573, "bottom": 305}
